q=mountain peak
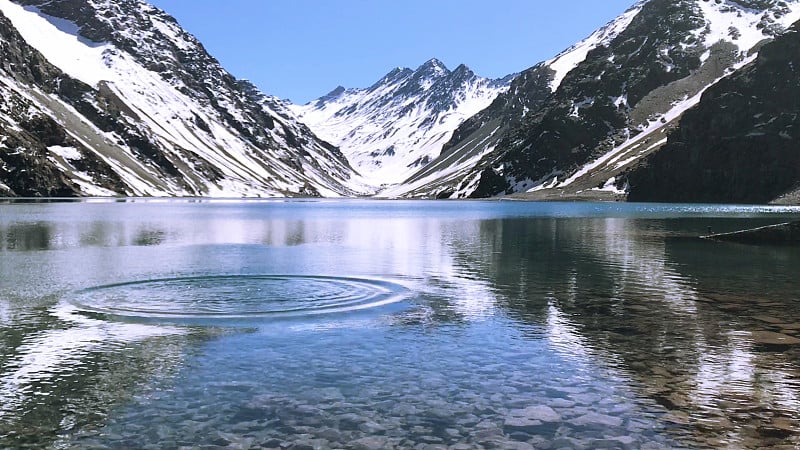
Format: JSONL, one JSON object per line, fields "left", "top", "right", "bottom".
{"left": 372, "top": 67, "right": 414, "bottom": 89}
{"left": 318, "top": 85, "right": 346, "bottom": 102}
{"left": 451, "top": 63, "right": 475, "bottom": 77}
{"left": 326, "top": 85, "right": 347, "bottom": 96}
{"left": 417, "top": 58, "right": 449, "bottom": 75}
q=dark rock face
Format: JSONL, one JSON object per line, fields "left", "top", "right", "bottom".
{"left": 392, "top": 63, "right": 552, "bottom": 198}
{"left": 627, "top": 20, "right": 800, "bottom": 204}
{"left": 0, "top": 135, "right": 74, "bottom": 197}
{"left": 396, "top": 0, "right": 718, "bottom": 198}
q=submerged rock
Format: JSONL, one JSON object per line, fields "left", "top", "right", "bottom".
{"left": 350, "top": 436, "right": 389, "bottom": 450}
{"left": 505, "top": 405, "right": 561, "bottom": 428}
{"left": 570, "top": 412, "right": 624, "bottom": 428}
{"left": 751, "top": 331, "right": 800, "bottom": 346}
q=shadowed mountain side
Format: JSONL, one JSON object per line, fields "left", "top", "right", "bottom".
{"left": 626, "top": 20, "right": 800, "bottom": 204}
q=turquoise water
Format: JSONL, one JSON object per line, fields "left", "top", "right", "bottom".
{"left": 1, "top": 200, "right": 800, "bottom": 448}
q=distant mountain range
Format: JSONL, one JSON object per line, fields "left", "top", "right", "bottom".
{"left": 1, "top": 0, "right": 799, "bottom": 203}
{"left": 291, "top": 59, "right": 512, "bottom": 188}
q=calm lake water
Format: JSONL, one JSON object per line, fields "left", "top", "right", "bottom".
{"left": 1, "top": 199, "right": 800, "bottom": 449}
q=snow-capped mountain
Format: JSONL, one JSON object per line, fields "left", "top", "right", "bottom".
{"left": 291, "top": 59, "right": 512, "bottom": 187}
{"left": 0, "top": 0, "right": 367, "bottom": 197}
{"left": 383, "top": 0, "right": 800, "bottom": 199}
{"left": 3, "top": 0, "right": 799, "bottom": 202}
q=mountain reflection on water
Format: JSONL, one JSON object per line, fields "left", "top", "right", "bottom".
{"left": 0, "top": 200, "right": 799, "bottom": 449}
{"left": 471, "top": 217, "right": 800, "bottom": 448}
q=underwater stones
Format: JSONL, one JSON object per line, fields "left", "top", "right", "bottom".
{"left": 314, "top": 428, "right": 344, "bottom": 443}
{"left": 484, "top": 438, "right": 536, "bottom": 450}
{"left": 449, "top": 444, "right": 473, "bottom": 450}
{"left": 290, "top": 437, "right": 330, "bottom": 450}
{"left": 753, "top": 315, "right": 786, "bottom": 324}
{"left": 336, "top": 413, "right": 366, "bottom": 431}
{"left": 570, "top": 412, "right": 623, "bottom": 428}
{"left": 609, "top": 435, "right": 637, "bottom": 446}
{"left": 357, "top": 420, "right": 386, "bottom": 434}
{"left": 548, "top": 398, "right": 576, "bottom": 408}
{"left": 292, "top": 404, "right": 323, "bottom": 416}
{"left": 505, "top": 405, "right": 561, "bottom": 429}
{"left": 314, "top": 387, "right": 345, "bottom": 402}
{"left": 769, "top": 417, "right": 797, "bottom": 434}
{"left": 471, "top": 423, "right": 504, "bottom": 443}
{"left": 214, "top": 431, "right": 254, "bottom": 448}
{"left": 569, "top": 393, "right": 604, "bottom": 405}
{"left": 551, "top": 436, "right": 589, "bottom": 450}
{"left": 350, "top": 436, "right": 389, "bottom": 450}
{"left": 694, "top": 416, "right": 733, "bottom": 432}
{"left": 658, "top": 392, "right": 689, "bottom": 409}
{"left": 504, "top": 416, "right": 543, "bottom": 429}
{"left": 390, "top": 403, "right": 418, "bottom": 417}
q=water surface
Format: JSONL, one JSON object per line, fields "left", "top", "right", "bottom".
{"left": 1, "top": 200, "right": 799, "bottom": 449}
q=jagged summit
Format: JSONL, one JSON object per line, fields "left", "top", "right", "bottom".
{"left": 291, "top": 59, "right": 513, "bottom": 187}
{"left": 417, "top": 58, "right": 449, "bottom": 76}
{"left": 368, "top": 67, "right": 414, "bottom": 91}
{"left": 317, "top": 85, "right": 347, "bottom": 104}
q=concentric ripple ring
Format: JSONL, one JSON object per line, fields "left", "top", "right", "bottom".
{"left": 68, "top": 275, "right": 411, "bottom": 323}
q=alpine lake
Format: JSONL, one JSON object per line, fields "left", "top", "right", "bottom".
{"left": 1, "top": 199, "right": 800, "bottom": 449}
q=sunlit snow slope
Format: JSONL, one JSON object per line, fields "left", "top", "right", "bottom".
{"left": 291, "top": 59, "right": 512, "bottom": 187}
{"left": 0, "top": 0, "right": 367, "bottom": 197}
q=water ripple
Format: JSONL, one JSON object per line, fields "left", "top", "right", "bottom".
{"left": 68, "top": 275, "right": 411, "bottom": 324}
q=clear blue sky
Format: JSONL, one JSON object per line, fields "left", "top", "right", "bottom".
{"left": 148, "top": 0, "right": 635, "bottom": 104}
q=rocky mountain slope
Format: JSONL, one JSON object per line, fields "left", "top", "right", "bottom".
{"left": 383, "top": 0, "right": 800, "bottom": 199}
{"left": 291, "top": 59, "right": 512, "bottom": 187}
{"left": 626, "top": 18, "right": 800, "bottom": 204}
{"left": 0, "top": 0, "right": 367, "bottom": 197}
